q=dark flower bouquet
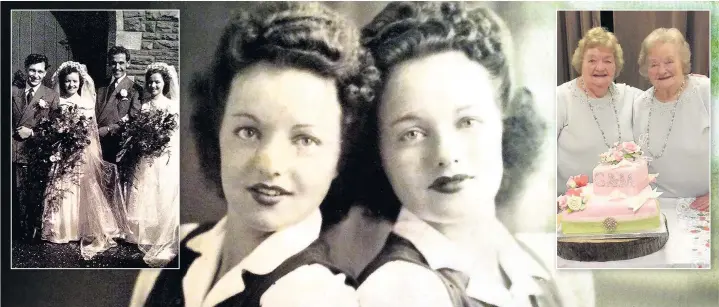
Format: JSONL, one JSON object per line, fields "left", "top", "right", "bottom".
{"left": 116, "top": 106, "right": 178, "bottom": 186}
{"left": 20, "top": 104, "right": 92, "bottom": 238}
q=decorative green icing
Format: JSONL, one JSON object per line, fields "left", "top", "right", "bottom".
{"left": 561, "top": 214, "right": 661, "bottom": 234}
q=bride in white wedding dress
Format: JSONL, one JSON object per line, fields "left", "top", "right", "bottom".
{"left": 43, "top": 61, "right": 125, "bottom": 260}
{"left": 124, "top": 62, "right": 180, "bottom": 267}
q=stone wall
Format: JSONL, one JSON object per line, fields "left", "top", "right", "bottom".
{"left": 114, "top": 10, "right": 179, "bottom": 85}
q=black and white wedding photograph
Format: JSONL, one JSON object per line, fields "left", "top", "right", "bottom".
{"left": 11, "top": 9, "right": 181, "bottom": 268}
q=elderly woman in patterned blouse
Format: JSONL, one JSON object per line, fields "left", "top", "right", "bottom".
{"left": 556, "top": 27, "right": 643, "bottom": 195}
{"left": 632, "top": 28, "right": 710, "bottom": 211}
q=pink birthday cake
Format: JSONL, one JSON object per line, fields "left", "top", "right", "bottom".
{"left": 558, "top": 141, "right": 662, "bottom": 234}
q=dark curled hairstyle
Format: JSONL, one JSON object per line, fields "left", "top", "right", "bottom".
{"left": 145, "top": 67, "right": 172, "bottom": 96}
{"left": 191, "top": 2, "right": 380, "bottom": 227}
{"left": 350, "top": 2, "right": 546, "bottom": 221}
{"left": 108, "top": 45, "right": 131, "bottom": 62}
{"left": 25, "top": 53, "right": 49, "bottom": 69}
{"left": 57, "top": 65, "right": 85, "bottom": 95}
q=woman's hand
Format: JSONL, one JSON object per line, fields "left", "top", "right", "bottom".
{"left": 690, "top": 193, "right": 710, "bottom": 211}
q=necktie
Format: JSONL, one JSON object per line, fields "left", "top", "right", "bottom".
{"left": 107, "top": 80, "right": 116, "bottom": 101}
{"left": 26, "top": 88, "right": 34, "bottom": 105}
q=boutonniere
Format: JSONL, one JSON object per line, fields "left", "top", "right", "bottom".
{"left": 118, "top": 89, "right": 129, "bottom": 100}
{"left": 37, "top": 99, "right": 48, "bottom": 109}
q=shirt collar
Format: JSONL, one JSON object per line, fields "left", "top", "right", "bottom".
{"left": 111, "top": 74, "right": 127, "bottom": 87}
{"left": 393, "top": 208, "right": 551, "bottom": 306}
{"left": 25, "top": 82, "right": 41, "bottom": 94}
{"left": 183, "top": 209, "right": 322, "bottom": 307}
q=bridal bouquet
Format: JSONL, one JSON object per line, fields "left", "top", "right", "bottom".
{"left": 21, "top": 104, "right": 92, "bottom": 235}
{"left": 116, "top": 107, "right": 178, "bottom": 186}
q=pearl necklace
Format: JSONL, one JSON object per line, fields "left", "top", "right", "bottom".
{"left": 579, "top": 77, "right": 621, "bottom": 149}
{"left": 642, "top": 77, "right": 687, "bottom": 160}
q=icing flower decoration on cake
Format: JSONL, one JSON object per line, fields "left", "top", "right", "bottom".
{"left": 622, "top": 141, "right": 638, "bottom": 152}
{"left": 566, "top": 174, "right": 588, "bottom": 189}
{"left": 559, "top": 173, "right": 590, "bottom": 213}
{"left": 566, "top": 195, "right": 586, "bottom": 211}
{"left": 648, "top": 173, "right": 658, "bottom": 183}
{"left": 600, "top": 141, "right": 644, "bottom": 165}
{"left": 557, "top": 195, "right": 568, "bottom": 211}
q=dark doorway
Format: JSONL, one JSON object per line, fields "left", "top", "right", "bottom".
{"left": 52, "top": 11, "right": 111, "bottom": 86}
{"left": 11, "top": 11, "right": 110, "bottom": 88}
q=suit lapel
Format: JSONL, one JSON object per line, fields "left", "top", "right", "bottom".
{"left": 29, "top": 85, "right": 45, "bottom": 105}
{"left": 116, "top": 77, "right": 135, "bottom": 113}
{"left": 20, "top": 86, "right": 46, "bottom": 125}
{"left": 96, "top": 86, "right": 108, "bottom": 113}
{"left": 12, "top": 89, "right": 25, "bottom": 125}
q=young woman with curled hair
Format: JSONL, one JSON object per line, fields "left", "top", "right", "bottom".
{"left": 45, "top": 62, "right": 124, "bottom": 260}
{"left": 124, "top": 62, "right": 181, "bottom": 267}
{"left": 352, "top": 3, "right": 592, "bottom": 307}
{"left": 130, "top": 2, "right": 379, "bottom": 306}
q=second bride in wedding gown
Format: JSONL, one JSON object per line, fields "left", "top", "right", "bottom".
{"left": 124, "top": 62, "right": 180, "bottom": 267}
{"left": 44, "top": 61, "right": 126, "bottom": 260}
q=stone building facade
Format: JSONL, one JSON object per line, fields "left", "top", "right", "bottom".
{"left": 112, "top": 10, "right": 179, "bottom": 85}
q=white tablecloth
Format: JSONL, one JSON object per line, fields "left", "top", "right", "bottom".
{"left": 556, "top": 197, "right": 711, "bottom": 269}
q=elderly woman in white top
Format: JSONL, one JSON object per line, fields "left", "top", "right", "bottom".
{"left": 557, "top": 27, "right": 643, "bottom": 195}
{"left": 632, "top": 28, "right": 710, "bottom": 210}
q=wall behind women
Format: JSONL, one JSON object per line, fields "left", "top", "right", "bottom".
{"left": 556, "top": 10, "right": 710, "bottom": 90}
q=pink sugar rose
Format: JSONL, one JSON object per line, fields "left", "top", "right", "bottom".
{"left": 571, "top": 174, "right": 589, "bottom": 188}
{"left": 622, "top": 141, "right": 638, "bottom": 153}
{"left": 612, "top": 150, "right": 624, "bottom": 162}
{"left": 557, "top": 195, "right": 568, "bottom": 211}
{"left": 566, "top": 178, "right": 577, "bottom": 189}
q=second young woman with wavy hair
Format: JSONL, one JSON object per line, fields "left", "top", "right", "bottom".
{"left": 352, "top": 3, "right": 593, "bottom": 307}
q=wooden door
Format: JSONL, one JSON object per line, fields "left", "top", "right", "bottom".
{"left": 12, "top": 11, "right": 73, "bottom": 87}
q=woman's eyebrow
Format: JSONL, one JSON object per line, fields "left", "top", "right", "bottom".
{"left": 390, "top": 113, "right": 421, "bottom": 128}
{"left": 230, "top": 112, "right": 259, "bottom": 122}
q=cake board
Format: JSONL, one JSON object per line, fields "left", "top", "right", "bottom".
{"left": 557, "top": 214, "right": 669, "bottom": 262}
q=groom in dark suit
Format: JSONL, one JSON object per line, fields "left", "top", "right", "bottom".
{"left": 96, "top": 46, "right": 143, "bottom": 164}
{"left": 12, "top": 54, "right": 60, "bottom": 239}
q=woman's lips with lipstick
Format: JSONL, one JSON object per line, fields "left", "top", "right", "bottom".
{"left": 428, "top": 174, "right": 474, "bottom": 194}
{"left": 247, "top": 183, "right": 293, "bottom": 206}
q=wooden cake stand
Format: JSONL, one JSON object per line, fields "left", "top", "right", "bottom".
{"left": 557, "top": 214, "right": 669, "bottom": 262}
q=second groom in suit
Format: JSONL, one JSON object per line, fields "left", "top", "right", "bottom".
{"left": 96, "top": 45, "right": 143, "bottom": 164}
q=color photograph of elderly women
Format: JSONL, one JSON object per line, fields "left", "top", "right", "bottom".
{"left": 556, "top": 10, "right": 710, "bottom": 269}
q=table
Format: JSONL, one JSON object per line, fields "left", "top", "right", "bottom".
{"left": 556, "top": 197, "right": 711, "bottom": 269}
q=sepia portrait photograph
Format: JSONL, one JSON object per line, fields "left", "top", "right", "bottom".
{"left": 10, "top": 9, "right": 181, "bottom": 269}
{"left": 167, "top": 2, "right": 580, "bottom": 307}
{"left": 556, "top": 10, "right": 711, "bottom": 269}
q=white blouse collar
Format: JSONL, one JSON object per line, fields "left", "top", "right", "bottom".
{"left": 393, "top": 208, "right": 551, "bottom": 306}
{"left": 183, "top": 209, "right": 322, "bottom": 307}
